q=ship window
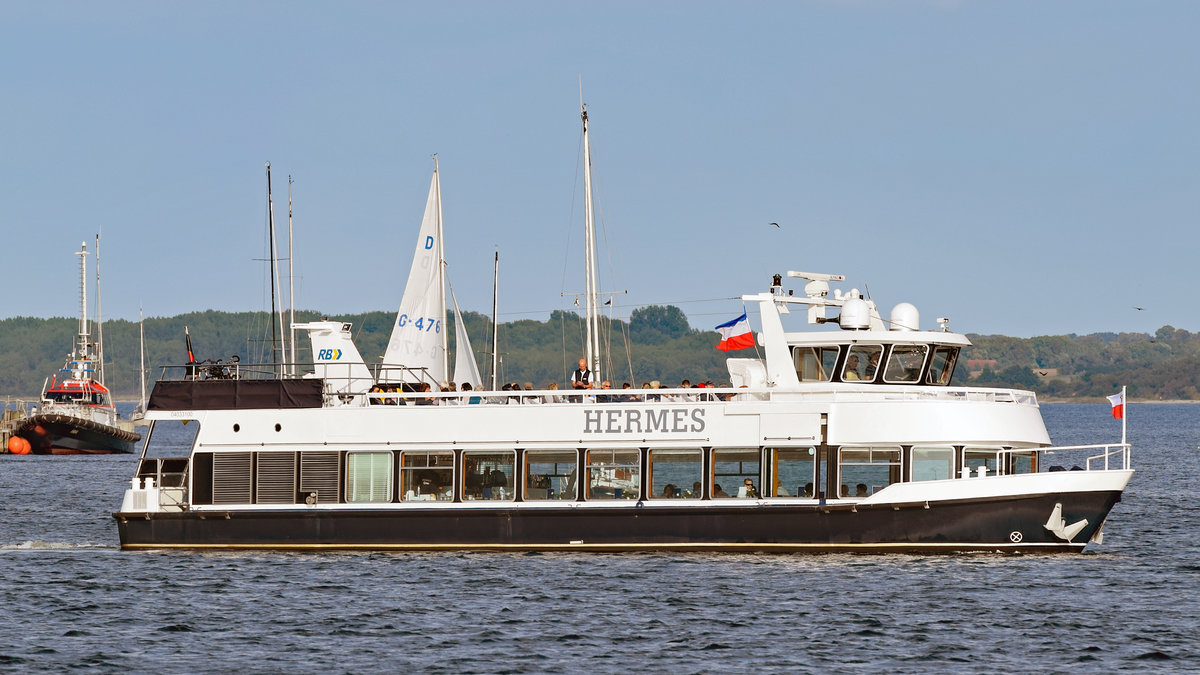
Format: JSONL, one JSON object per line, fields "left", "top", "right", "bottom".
{"left": 712, "top": 448, "right": 760, "bottom": 498}
{"left": 926, "top": 346, "right": 959, "bottom": 385}
{"left": 649, "top": 449, "right": 702, "bottom": 499}
{"left": 793, "top": 346, "right": 839, "bottom": 382}
{"left": 843, "top": 345, "right": 882, "bottom": 383}
{"left": 911, "top": 446, "right": 955, "bottom": 482}
{"left": 400, "top": 450, "right": 453, "bottom": 501}
{"left": 463, "top": 451, "right": 515, "bottom": 501}
{"left": 526, "top": 450, "right": 578, "bottom": 500}
{"left": 769, "top": 447, "right": 815, "bottom": 497}
{"left": 963, "top": 447, "right": 1002, "bottom": 477}
{"left": 883, "top": 345, "right": 928, "bottom": 383}
{"left": 1008, "top": 450, "right": 1037, "bottom": 475}
{"left": 346, "top": 452, "right": 392, "bottom": 503}
{"left": 586, "top": 449, "right": 639, "bottom": 500}
{"left": 838, "top": 447, "right": 900, "bottom": 497}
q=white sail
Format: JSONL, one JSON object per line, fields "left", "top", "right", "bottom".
{"left": 449, "top": 283, "right": 482, "bottom": 389}
{"left": 380, "top": 164, "right": 447, "bottom": 386}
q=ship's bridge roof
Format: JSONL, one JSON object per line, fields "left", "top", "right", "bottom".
{"left": 781, "top": 330, "right": 971, "bottom": 347}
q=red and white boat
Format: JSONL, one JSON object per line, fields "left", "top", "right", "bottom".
{"left": 14, "top": 242, "right": 140, "bottom": 455}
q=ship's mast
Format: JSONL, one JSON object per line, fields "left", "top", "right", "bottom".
{"left": 490, "top": 249, "right": 499, "bottom": 390}
{"left": 434, "top": 155, "right": 449, "bottom": 384}
{"left": 288, "top": 174, "right": 296, "bottom": 377}
{"left": 95, "top": 232, "right": 105, "bottom": 385}
{"left": 76, "top": 242, "right": 90, "bottom": 365}
{"left": 266, "top": 162, "right": 282, "bottom": 375}
{"left": 581, "top": 102, "right": 601, "bottom": 382}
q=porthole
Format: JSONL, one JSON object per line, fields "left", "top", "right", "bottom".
{"left": 274, "top": 423, "right": 282, "bottom": 432}
{"left": 233, "top": 424, "right": 240, "bottom": 432}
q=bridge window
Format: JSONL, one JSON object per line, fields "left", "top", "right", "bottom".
{"left": 793, "top": 346, "right": 839, "bottom": 382}
{"left": 838, "top": 447, "right": 901, "bottom": 497}
{"left": 769, "top": 447, "right": 815, "bottom": 497}
{"left": 884, "top": 345, "right": 928, "bottom": 383}
{"left": 586, "top": 449, "right": 640, "bottom": 500}
{"left": 649, "top": 449, "right": 702, "bottom": 499}
{"left": 463, "top": 451, "right": 515, "bottom": 501}
{"left": 346, "top": 451, "right": 392, "bottom": 503}
{"left": 911, "top": 446, "right": 955, "bottom": 482}
{"left": 526, "top": 449, "right": 578, "bottom": 500}
{"left": 926, "top": 346, "right": 959, "bottom": 385}
{"left": 400, "top": 450, "right": 453, "bottom": 501}
{"left": 843, "top": 345, "right": 882, "bottom": 382}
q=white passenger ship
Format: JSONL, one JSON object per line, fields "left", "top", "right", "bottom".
{"left": 114, "top": 105, "right": 1131, "bottom": 552}
{"left": 114, "top": 268, "right": 1131, "bottom": 552}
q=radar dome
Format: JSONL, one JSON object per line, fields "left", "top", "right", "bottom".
{"left": 839, "top": 297, "right": 870, "bottom": 330}
{"left": 890, "top": 303, "right": 919, "bottom": 331}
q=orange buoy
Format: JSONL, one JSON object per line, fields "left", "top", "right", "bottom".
{"left": 7, "top": 436, "right": 32, "bottom": 455}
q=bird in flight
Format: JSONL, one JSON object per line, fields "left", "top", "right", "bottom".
{"left": 769, "top": 222, "right": 780, "bottom": 228}
{"left": 1133, "top": 306, "right": 1145, "bottom": 311}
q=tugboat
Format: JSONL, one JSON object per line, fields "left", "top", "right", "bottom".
{"left": 14, "top": 242, "right": 140, "bottom": 455}
{"left": 111, "top": 106, "right": 1131, "bottom": 553}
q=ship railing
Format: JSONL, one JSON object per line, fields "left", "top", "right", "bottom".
{"left": 1041, "top": 443, "right": 1132, "bottom": 472}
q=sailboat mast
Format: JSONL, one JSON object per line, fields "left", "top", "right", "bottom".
{"left": 138, "top": 307, "right": 147, "bottom": 411}
{"left": 266, "top": 162, "right": 282, "bottom": 374}
{"left": 490, "top": 250, "right": 499, "bottom": 390}
{"left": 95, "top": 232, "right": 105, "bottom": 385}
{"left": 434, "top": 155, "right": 449, "bottom": 385}
{"left": 581, "top": 103, "right": 601, "bottom": 382}
{"left": 288, "top": 174, "right": 296, "bottom": 377}
{"left": 76, "top": 242, "right": 89, "bottom": 362}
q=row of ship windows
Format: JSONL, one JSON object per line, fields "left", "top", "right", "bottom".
{"left": 794, "top": 344, "right": 960, "bottom": 385}
{"left": 190, "top": 445, "right": 1036, "bottom": 506}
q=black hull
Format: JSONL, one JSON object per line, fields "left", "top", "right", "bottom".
{"left": 115, "top": 491, "right": 1122, "bottom": 553}
{"left": 17, "top": 414, "right": 139, "bottom": 455}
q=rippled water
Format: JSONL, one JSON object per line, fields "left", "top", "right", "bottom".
{"left": 1, "top": 403, "right": 1196, "bottom": 672}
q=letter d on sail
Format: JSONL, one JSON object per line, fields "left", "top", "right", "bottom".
{"left": 425, "top": 236, "right": 434, "bottom": 250}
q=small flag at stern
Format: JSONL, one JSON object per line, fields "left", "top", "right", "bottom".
{"left": 1106, "top": 390, "right": 1125, "bottom": 419}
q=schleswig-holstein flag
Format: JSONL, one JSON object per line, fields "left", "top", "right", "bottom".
{"left": 715, "top": 312, "right": 755, "bottom": 351}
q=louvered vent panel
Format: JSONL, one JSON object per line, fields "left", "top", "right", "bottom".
{"left": 212, "top": 452, "right": 252, "bottom": 505}
{"left": 256, "top": 452, "right": 297, "bottom": 504}
{"left": 300, "top": 451, "right": 341, "bottom": 504}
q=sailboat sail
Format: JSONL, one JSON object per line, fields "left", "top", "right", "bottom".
{"left": 380, "top": 165, "right": 447, "bottom": 386}
{"left": 449, "top": 283, "right": 482, "bottom": 389}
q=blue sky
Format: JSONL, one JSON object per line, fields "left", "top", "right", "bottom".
{"left": 1, "top": 1, "right": 1196, "bottom": 339}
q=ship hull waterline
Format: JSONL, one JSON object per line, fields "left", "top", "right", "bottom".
{"left": 114, "top": 490, "right": 1121, "bottom": 553}
{"left": 18, "top": 414, "right": 137, "bottom": 455}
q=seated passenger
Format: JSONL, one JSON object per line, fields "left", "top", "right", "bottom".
{"left": 741, "top": 479, "right": 759, "bottom": 499}
{"left": 840, "top": 484, "right": 850, "bottom": 498}
{"left": 690, "top": 481, "right": 702, "bottom": 498}
{"left": 461, "top": 382, "right": 482, "bottom": 404}
{"left": 802, "top": 482, "right": 814, "bottom": 498}
{"left": 662, "top": 483, "right": 678, "bottom": 498}
{"left": 712, "top": 483, "right": 730, "bottom": 498}
{"left": 855, "top": 483, "right": 868, "bottom": 497}
{"left": 543, "top": 382, "right": 563, "bottom": 404}
{"left": 843, "top": 355, "right": 862, "bottom": 381}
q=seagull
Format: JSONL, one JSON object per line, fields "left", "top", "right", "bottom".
{"left": 1133, "top": 306, "right": 1145, "bottom": 311}
{"left": 769, "top": 222, "right": 780, "bottom": 228}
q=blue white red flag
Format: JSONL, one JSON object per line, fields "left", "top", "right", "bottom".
{"left": 715, "top": 312, "right": 755, "bottom": 352}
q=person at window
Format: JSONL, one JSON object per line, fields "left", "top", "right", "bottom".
{"left": 597, "top": 380, "right": 613, "bottom": 402}
{"left": 690, "top": 481, "right": 702, "bottom": 498}
{"left": 713, "top": 483, "right": 730, "bottom": 498}
{"left": 864, "top": 351, "right": 880, "bottom": 380}
{"left": 415, "top": 382, "right": 434, "bottom": 405}
{"left": 662, "top": 483, "right": 678, "bottom": 498}
{"left": 741, "top": 479, "right": 759, "bottom": 499}
{"left": 840, "top": 484, "right": 850, "bottom": 497}
{"left": 855, "top": 483, "right": 868, "bottom": 497}
{"left": 844, "top": 354, "right": 862, "bottom": 381}
{"left": 803, "top": 482, "right": 814, "bottom": 498}
{"left": 461, "top": 382, "right": 482, "bottom": 405}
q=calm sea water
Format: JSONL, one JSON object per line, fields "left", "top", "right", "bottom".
{"left": 0, "top": 403, "right": 1196, "bottom": 672}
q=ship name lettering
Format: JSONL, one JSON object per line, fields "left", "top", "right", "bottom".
{"left": 583, "top": 408, "right": 706, "bottom": 434}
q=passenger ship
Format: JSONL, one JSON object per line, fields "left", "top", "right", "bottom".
{"left": 114, "top": 268, "right": 1131, "bottom": 552}
{"left": 113, "top": 106, "right": 1131, "bottom": 552}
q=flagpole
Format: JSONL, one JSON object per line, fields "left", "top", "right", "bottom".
{"left": 1121, "top": 385, "right": 1127, "bottom": 447}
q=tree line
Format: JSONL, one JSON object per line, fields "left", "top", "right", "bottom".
{"left": 0, "top": 307, "right": 1194, "bottom": 401}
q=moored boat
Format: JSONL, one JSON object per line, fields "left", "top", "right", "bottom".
{"left": 15, "top": 242, "right": 140, "bottom": 455}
